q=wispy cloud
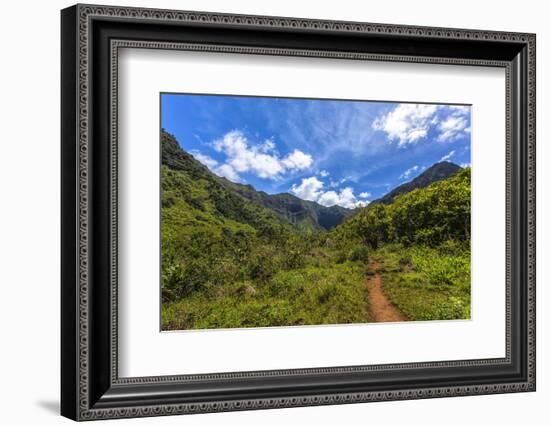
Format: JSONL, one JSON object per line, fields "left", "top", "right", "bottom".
{"left": 328, "top": 177, "right": 348, "bottom": 188}
{"left": 440, "top": 150, "right": 456, "bottom": 162}
{"left": 274, "top": 99, "right": 382, "bottom": 167}
{"left": 399, "top": 165, "right": 419, "bottom": 180}
{"left": 438, "top": 115, "right": 468, "bottom": 142}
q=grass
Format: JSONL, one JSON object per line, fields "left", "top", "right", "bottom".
{"left": 372, "top": 243, "right": 471, "bottom": 321}
{"left": 162, "top": 240, "right": 471, "bottom": 329}
{"left": 162, "top": 258, "right": 370, "bottom": 330}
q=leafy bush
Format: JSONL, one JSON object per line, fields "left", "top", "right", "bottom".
{"left": 339, "top": 168, "right": 470, "bottom": 249}
{"left": 348, "top": 245, "right": 369, "bottom": 262}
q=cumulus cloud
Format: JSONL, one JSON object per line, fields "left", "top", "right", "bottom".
{"left": 399, "top": 165, "right": 419, "bottom": 180}
{"left": 317, "top": 190, "right": 341, "bottom": 207}
{"left": 440, "top": 150, "right": 455, "bottom": 162}
{"left": 282, "top": 149, "right": 314, "bottom": 170}
{"left": 318, "top": 170, "right": 330, "bottom": 177}
{"left": 290, "top": 177, "right": 368, "bottom": 209}
{"left": 359, "top": 192, "right": 371, "bottom": 199}
{"left": 212, "top": 130, "right": 312, "bottom": 181}
{"left": 372, "top": 104, "right": 470, "bottom": 146}
{"left": 372, "top": 104, "right": 438, "bottom": 146}
{"left": 191, "top": 150, "right": 244, "bottom": 182}
{"left": 258, "top": 139, "right": 276, "bottom": 153}
{"left": 290, "top": 176, "right": 324, "bottom": 201}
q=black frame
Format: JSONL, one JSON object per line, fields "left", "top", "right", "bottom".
{"left": 61, "top": 4, "right": 536, "bottom": 421}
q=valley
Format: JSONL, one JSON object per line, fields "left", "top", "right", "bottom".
{"left": 160, "top": 130, "right": 471, "bottom": 330}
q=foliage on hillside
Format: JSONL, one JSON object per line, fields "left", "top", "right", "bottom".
{"left": 223, "top": 179, "right": 354, "bottom": 231}
{"left": 160, "top": 129, "right": 471, "bottom": 329}
{"left": 337, "top": 168, "right": 471, "bottom": 248}
{"left": 335, "top": 168, "right": 472, "bottom": 321}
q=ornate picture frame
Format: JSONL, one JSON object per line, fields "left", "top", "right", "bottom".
{"left": 61, "top": 4, "right": 535, "bottom": 421}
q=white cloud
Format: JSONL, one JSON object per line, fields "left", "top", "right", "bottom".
{"left": 190, "top": 150, "right": 242, "bottom": 183}
{"left": 190, "top": 151, "right": 218, "bottom": 169}
{"left": 291, "top": 178, "right": 366, "bottom": 209}
{"left": 214, "top": 164, "right": 241, "bottom": 182}
{"left": 318, "top": 170, "right": 329, "bottom": 177}
{"left": 359, "top": 192, "right": 371, "bottom": 199}
{"left": 317, "top": 190, "right": 340, "bottom": 206}
{"left": 282, "top": 149, "right": 313, "bottom": 170}
{"left": 400, "top": 165, "right": 419, "bottom": 180}
{"left": 437, "top": 116, "right": 468, "bottom": 142}
{"left": 212, "top": 130, "right": 312, "bottom": 181}
{"left": 372, "top": 104, "right": 438, "bottom": 146}
{"left": 372, "top": 104, "right": 471, "bottom": 146}
{"left": 258, "top": 139, "right": 276, "bottom": 153}
{"left": 336, "top": 187, "right": 360, "bottom": 209}
{"left": 440, "top": 150, "right": 455, "bottom": 162}
{"left": 328, "top": 177, "right": 348, "bottom": 188}
{"left": 290, "top": 176, "right": 324, "bottom": 201}
{"left": 460, "top": 162, "right": 471, "bottom": 168}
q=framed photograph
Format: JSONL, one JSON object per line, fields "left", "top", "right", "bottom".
{"left": 61, "top": 4, "right": 536, "bottom": 421}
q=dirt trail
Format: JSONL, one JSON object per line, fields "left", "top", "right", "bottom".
{"left": 366, "top": 261, "right": 408, "bottom": 323}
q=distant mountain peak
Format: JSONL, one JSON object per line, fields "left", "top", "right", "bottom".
{"left": 373, "top": 161, "right": 462, "bottom": 205}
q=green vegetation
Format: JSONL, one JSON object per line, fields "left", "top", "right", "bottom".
{"left": 162, "top": 262, "right": 369, "bottom": 330}
{"left": 338, "top": 168, "right": 471, "bottom": 248}
{"left": 371, "top": 243, "right": 470, "bottom": 321}
{"left": 336, "top": 169, "right": 471, "bottom": 321}
{"left": 160, "top": 130, "right": 471, "bottom": 330}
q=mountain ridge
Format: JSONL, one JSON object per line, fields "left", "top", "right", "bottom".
{"left": 161, "top": 129, "right": 463, "bottom": 230}
{"left": 371, "top": 161, "right": 462, "bottom": 205}
{"left": 162, "top": 129, "right": 353, "bottom": 231}
{"left": 221, "top": 179, "right": 354, "bottom": 230}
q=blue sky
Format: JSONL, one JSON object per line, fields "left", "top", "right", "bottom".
{"left": 161, "top": 93, "right": 471, "bottom": 209}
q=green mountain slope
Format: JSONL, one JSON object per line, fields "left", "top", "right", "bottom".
{"left": 161, "top": 130, "right": 297, "bottom": 302}
{"left": 339, "top": 167, "right": 471, "bottom": 248}
{"left": 222, "top": 180, "right": 353, "bottom": 230}
{"left": 163, "top": 129, "right": 352, "bottom": 230}
{"left": 161, "top": 130, "right": 289, "bottom": 231}
{"left": 372, "top": 161, "right": 462, "bottom": 205}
